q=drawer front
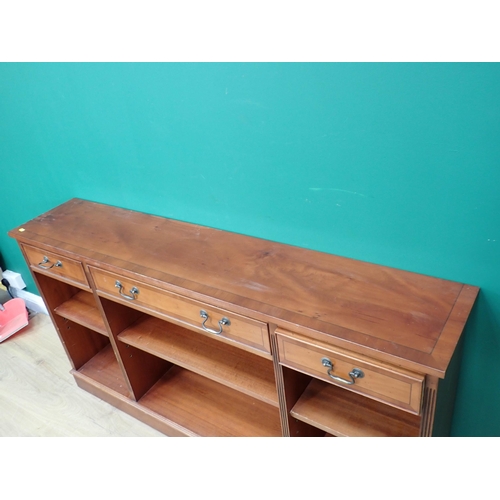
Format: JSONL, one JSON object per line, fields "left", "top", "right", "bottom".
{"left": 90, "top": 267, "right": 271, "bottom": 356}
{"left": 22, "top": 244, "right": 89, "bottom": 289}
{"left": 276, "top": 329, "right": 423, "bottom": 414}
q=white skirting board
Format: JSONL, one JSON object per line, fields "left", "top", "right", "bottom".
{"left": 12, "top": 289, "right": 48, "bottom": 315}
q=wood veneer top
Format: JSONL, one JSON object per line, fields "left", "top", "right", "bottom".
{"left": 10, "top": 198, "right": 478, "bottom": 376}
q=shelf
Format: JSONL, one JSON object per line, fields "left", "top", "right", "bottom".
{"left": 291, "top": 378, "right": 421, "bottom": 437}
{"left": 55, "top": 290, "right": 108, "bottom": 336}
{"left": 77, "top": 344, "right": 130, "bottom": 398}
{"left": 139, "top": 365, "right": 283, "bottom": 437}
{"left": 118, "top": 315, "right": 279, "bottom": 407}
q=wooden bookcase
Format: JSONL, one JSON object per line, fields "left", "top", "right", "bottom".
{"left": 9, "top": 199, "right": 479, "bottom": 436}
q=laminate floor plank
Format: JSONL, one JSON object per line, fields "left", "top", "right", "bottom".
{"left": 0, "top": 313, "right": 164, "bottom": 437}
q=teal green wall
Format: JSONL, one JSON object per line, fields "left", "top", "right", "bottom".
{"left": 1, "top": 63, "right": 499, "bottom": 436}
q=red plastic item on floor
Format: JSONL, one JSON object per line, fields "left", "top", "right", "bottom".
{"left": 0, "top": 298, "right": 29, "bottom": 343}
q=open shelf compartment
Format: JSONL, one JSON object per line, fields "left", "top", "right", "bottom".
{"left": 54, "top": 290, "right": 108, "bottom": 336}
{"left": 74, "top": 343, "right": 130, "bottom": 398}
{"left": 139, "top": 365, "right": 282, "bottom": 437}
{"left": 291, "top": 378, "right": 421, "bottom": 437}
{"left": 117, "top": 314, "right": 279, "bottom": 408}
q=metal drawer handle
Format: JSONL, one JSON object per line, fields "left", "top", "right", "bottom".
{"left": 321, "top": 357, "right": 364, "bottom": 385}
{"left": 115, "top": 280, "right": 139, "bottom": 300}
{"left": 38, "top": 256, "right": 63, "bottom": 269}
{"left": 200, "top": 310, "right": 230, "bottom": 335}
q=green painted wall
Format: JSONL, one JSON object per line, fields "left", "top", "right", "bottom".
{"left": 1, "top": 63, "right": 499, "bottom": 436}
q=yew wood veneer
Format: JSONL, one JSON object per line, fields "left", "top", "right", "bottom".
{"left": 9, "top": 198, "right": 479, "bottom": 436}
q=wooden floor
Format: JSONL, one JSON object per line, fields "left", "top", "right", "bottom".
{"left": 0, "top": 312, "right": 164, "bottom": 437}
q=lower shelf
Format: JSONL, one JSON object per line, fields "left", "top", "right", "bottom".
{"left": 291, "top": 378, "right": 421, "bottom": 437}
{"left": 73, "top": 368, "right": 195, "bottom": 437}
{"left": 139, "top": 366, "right": 283, "bottom": 437}
{"left": 73, "top": 346, "right": 283, "bottom": 436}
{"left": 76, "top": 344, "right": 130, "bottom": 397}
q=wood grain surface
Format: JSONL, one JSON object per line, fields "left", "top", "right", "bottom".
{"left": 10, "top": 198, "right": 479, "bottom": 376}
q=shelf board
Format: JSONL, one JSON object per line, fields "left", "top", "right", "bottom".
{"left": 291, "top": 378, "right": 421, "bottom": 437}
{"left": 77, "top": 344, "right": 130, "bottom": 398}
{"left": 118, "top": 315, "right": 278, "bottom": 407}
{"left": 55, "top": 290, "right": 108, "bottom": 336}
{"left": 139, "top": 365, "right": 283, "bottom": 437}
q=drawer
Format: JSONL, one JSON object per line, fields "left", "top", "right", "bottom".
{"left": 22, "top": 244, "right": 90, "bottom": 289}
{"left": 90, "top": 267, "right": 271, "bottom": 357}
{"left": 276, "top": 329, "right": 424, "bottom": 414}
